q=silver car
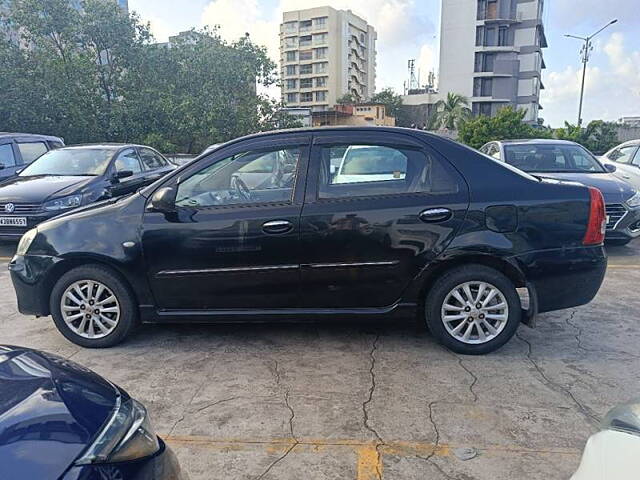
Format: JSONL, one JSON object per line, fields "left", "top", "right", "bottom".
{"left": 599, "top": 140, "right": 640, "bottom": 189}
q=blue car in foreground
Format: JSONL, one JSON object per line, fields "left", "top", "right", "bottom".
{"left": 0, "top": 345, "right": 185, "bottom": 480}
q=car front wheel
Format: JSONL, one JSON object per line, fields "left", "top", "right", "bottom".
{"left": 425, "top": 265, "right": 521, "bottom": 355}
{"left": 50, "top": 265, "right": 138, "bottom": 348}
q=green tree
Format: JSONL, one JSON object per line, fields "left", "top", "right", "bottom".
{"left": 459, "top": 106, "right": 551, "bottom": 149}
{"left": 370, "top": 87, "right": 403, "bottom": 118}
{"left": 430, "top": 92, "right": 471, "bottom": 130}
{"left": 555, "top": 120, "right": 619, "bottom": 154}
{"left": 336, "top": 93, "right": 356, "bottom": 105}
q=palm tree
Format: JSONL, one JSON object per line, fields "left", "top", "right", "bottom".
{"left": 430, "top": 92, "right": 471, "bottom": 130}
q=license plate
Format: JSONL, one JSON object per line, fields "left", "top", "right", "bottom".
{"left": 0, "top": 217, "right": 27, "bottom": 226}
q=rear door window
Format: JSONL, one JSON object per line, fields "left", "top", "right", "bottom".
{"left": 114, "top": 148, "right": 143, "bottom": 174}
{"left": 317, "top": 144, "right": 459, "bottom": 199}
{"left": 138, "top": 148, "right": 168, "bottom": 170}
{"left": 17, "top": 142, "right": 48, "bottom": 164}
{"left": 608, "top": 145, "right": 638, "bottom": 164}
{"left": 0, "top": 144, "right": 16, "bottom": 168}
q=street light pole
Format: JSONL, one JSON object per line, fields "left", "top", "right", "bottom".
{"left": 565, "top": 19, "right": 618, "bottom": 127}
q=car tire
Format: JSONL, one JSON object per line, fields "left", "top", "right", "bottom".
{"left": 606, "top": 238, "right": 632, "bottom": 246}
{"left": 425, "top": 265, "right": 521, "bottom": 355}
{"left": 50, "top": 265, "right": 138, "bottom": 348}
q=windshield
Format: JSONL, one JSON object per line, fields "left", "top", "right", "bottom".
{"left": 19, "top": 148, "right": 114, "bottom": 176}
{"left": 503, "top": 144, "right": 606, "bottom": 173}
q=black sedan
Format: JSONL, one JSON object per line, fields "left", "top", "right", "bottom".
{"left": 480, "top": 139, "right": 640, "bottom": 245}
{"left": 0, "top": 345, "right": 185, "bottom": 480}
{"left": 0, "top": 144, "right": 174, "bottom": 240}
{"left": 10, "top": 127, "right": 607, "bottom": 355}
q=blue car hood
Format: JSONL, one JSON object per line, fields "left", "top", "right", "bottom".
{"left": 0, "top": 346, "right": 120, "bottom": 480}
{"left": 537, "top": 172, "right": 635, "bottom": 204}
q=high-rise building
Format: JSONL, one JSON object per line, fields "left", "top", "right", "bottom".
{"left": 280, "top": 6, "right": 376, "bottom": 112}
{"left": 439, "top": 0, "right": 548, "bottom": 123}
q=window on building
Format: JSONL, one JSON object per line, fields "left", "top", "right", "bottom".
{"left": 314, "top": 62, "right": 328, "bottom": 73}
{"left": 300, "top": 78, "right": 313, "bottom": 88}
{"left": 299, "top": 20, "right": 312, "bottom": 32}
{"left": 498, "top": 26, "right": 509, "bottom": 46}
{"left": 286, "top": 51, "right": 297, "bottom": 62}
{"left": 473, "top": 78, "right": 493, "bottom": 96}
{"left": 475, "top": 53, "right": 495, "bottom": 72}
{"left": 475, "top": 26, "right": 485, "bottom": 47}
{"left": 286, "top": 79, "right": 297, "bottom": 90}
{"left": 485, "top": 27, "right": 497, "bottom": 46}
{"left": 300, "top": 64, "right": 313, "bottom": 75}
{"left": 313, "top": 33, "right": 327, "bottom": 45}
{"left": 313, "top": 16, "right": 327, "bottom": 28}
{"left": 286, "top": 93, "right": 298, "bottom": 103}
{"left": 300, "top": 92, "right": 313, "bottom": 102}
{"left": 299, "top": 35, "right": 312, "bottom": 47}
{"left": 286, "top": 65, "right": 297, "bottom": 76}
{"left": 487, "top": 0, "right": 497, "bottom": 19}
{"left": 315, "top": 47, "right": 328, "bottom": 59}
{"left": 283, "top": 22, "right": 297, "bottom": 33}
{"left": 473, "top": 103, "right": 492, "bottom": 116}
{"left": 315, "top": 91, "right": 327, "bottom": 102}
{"left": 315, "top": 76, "right": 327, "bottom": 87}
{"left": 477, "top": 0, "right": 487, "bottom": 20}
{"left": 299, "top": 50, "right": 312, "bottom": 61}
{"left": 284, "top": 37, "right": 297, "bottom": 48}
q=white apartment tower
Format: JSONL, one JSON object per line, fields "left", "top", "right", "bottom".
{"left": 280, "top": 7, "right": 377, "bottom": 111}
{"left": 438, "top": 0, "right": 547, "bottom": 123}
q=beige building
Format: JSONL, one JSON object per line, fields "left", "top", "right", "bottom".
{"left": 280, "top": 6, "right": 377, "bottom": 112}
{"left": 312, "top": 104, "right": 395, "bottom": 127}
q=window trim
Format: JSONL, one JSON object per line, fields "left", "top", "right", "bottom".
{"left": 159, "top": 136, "right": 312, "bottom": 211}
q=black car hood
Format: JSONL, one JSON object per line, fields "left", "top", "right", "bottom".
{"left": 0, "top": 175, "right": 96, "bottom": 203}
{"left": 535, "top": 172, "right": 636, "bottom": 204}
{"left": 0, "top": 346, "right": 120, "bottom": 480}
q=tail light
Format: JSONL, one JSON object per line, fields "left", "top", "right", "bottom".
{"left": 583, "top": 187, "right": 606, "bottom": 245}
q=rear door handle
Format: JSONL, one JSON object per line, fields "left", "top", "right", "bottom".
{"left": 262, "top": 220, "right": 294, "bottom": 234}
{"left": 419, "top": 208, "right": 453, "bottom": 223}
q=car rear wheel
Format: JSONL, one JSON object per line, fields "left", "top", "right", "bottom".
{"left": 425, "top": 265, "right": 521, "bottom": 355}
{"left": 50, "top": 265, "right": 138, "bottom": 348}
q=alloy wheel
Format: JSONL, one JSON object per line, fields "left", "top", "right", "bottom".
{"left": 60, "top": 280, "right": 120, "bottom": 339}
{"left": 440, "top": 281, "right": 509, "bottom": 345}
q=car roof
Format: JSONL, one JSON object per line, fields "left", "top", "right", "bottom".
{"left": 493, "top": 139, "right": 580, "bottom": 146}
{"left": 58, "top": 143, "right": 150, "bottom": 150}
{"left": 0, "top": 132, "right": 63, "bottom": 142}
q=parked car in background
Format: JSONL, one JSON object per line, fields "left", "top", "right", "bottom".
{"left": 480, "top": 139, "right": 640, "bottom": 245}
{"left": 0, "top": 345, "right": 185, "bottom": 480}
{"left": 599, "top": 139, "right": 640, "bottom": 189}
{"left": 0, "top": 132, "right": 64, "bottom": 180}
{"left": 572, "top": 398, "right": 640, "bottom": 480}
{"left": 0, "top": 144, "right": 174, "bottom": 240}
{"left": 10, "top": 127, "right": 607, "bottom": 354}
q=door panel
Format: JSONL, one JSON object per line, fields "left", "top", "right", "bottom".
{"left": 141, "top": 136, "right": 311, "bottom": 311}
{"left": 299, "top": 132, "right": 469, "bottom": 309}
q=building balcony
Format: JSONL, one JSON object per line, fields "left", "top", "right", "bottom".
{"left": 475, "top": 44, "right": 519, "bottom": 53}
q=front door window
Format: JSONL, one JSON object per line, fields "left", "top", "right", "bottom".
{"left": 176, "top": 147, "right": 302, "bottom": 208}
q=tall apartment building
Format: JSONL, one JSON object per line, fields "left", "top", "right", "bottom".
{"left": 438, "top": 0, "right": 547, "bottom": 123}
{"left": 280, "top": 7, "right": 376, "bottom": 112}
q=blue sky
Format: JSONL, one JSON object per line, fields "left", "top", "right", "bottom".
{"left": 129, "top": 0, "right": 640, "bottom": 127}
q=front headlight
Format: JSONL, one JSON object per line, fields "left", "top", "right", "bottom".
{"left": 16, "top": 228, "right": 37, "bottom": 256}
{"left": 42, "top": 194, "right": 83, "bottom": 211}
{"left": 75, "top": 397, "right": 160, "bottom": 465}
{"left": 626, "top": 191, "right": 640, "bottom": 209}
{"left": 601, "top": 400, "right": 640, "bottom": 437}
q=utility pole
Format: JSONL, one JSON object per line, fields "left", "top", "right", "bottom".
{"left": 565, "top": 19, "right": 617, "bottom": 126}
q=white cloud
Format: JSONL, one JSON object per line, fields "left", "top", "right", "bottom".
{"left": 541, "top": 32, "right": 640, "bottom": 126}
{"left": 146, "top": 15, "right": 173, "bottom": 43}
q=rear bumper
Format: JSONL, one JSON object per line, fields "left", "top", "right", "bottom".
{"left": 510, "top": 245, "right": 607, "bottom": 314}
{"left": 61, "top": 439, "right": 186, "bottom": 480}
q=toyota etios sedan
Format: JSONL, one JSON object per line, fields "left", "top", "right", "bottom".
{"left": 10, "top": 127, "right": 608, "bottom": 354}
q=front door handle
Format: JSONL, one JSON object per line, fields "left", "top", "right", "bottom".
{"left": 262, "top": 220, "right": 293, "bottom": 234}
{"left": 419, "top": 208, "right": 453, "bottom": 223}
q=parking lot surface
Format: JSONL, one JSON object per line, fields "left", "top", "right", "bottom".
{"left": 1, "top": 241, "right": 639, "bottom": 480}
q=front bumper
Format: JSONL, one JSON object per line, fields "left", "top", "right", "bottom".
{"left": 61, "top": 438, "right": 186, "bottom": 480}
{"left": 606, "top": 204, "right": 640, "bottom": 241}
{"left": 9, "top": 254, "right": 59, "bottom": 316}
{"left": 511, "top": 245, "right": 607, "bottom": 314}
{"left": 0, "top": 211, "right": 58, "bottom": 240}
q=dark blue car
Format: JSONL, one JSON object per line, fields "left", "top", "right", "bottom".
{"left": 0, "top": 345, "right": 185, "bottom": 480}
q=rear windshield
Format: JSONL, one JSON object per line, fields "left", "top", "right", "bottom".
{"left": 503, "top": 144, "right": 605, "bottom": 173}
{"left": 20, "top": 148, "right": 114, "bottom": 176}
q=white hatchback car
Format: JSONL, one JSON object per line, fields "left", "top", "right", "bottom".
{"left": 600, "top": 140, "right": 640, "bottom": 189}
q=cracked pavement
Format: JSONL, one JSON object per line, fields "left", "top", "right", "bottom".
{"left": 1, "top": 241, "right": 640, "bottom": 479}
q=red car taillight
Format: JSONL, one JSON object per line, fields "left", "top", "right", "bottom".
{"left": 583, "top": 187, "right": 606, "bottom": 246}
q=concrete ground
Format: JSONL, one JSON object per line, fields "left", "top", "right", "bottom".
{"left": 1, "top": 241, "right": 639, "bottom": 480}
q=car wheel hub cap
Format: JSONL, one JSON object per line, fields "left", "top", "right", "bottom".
{"left": 61, "top": 280, "right": 120, "bottom": 339}
{"left": 441, "top": 281, "right": 508, "bottom": 345}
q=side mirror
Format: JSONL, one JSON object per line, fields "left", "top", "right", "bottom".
{"left": 148, "top": 186, "right": 176, "bottom": 212}
{"left": 604, "top": 163, "right": 617, "bottom": 173}
{"left": 113, "top": 170, "right": 133, "bottom": 181}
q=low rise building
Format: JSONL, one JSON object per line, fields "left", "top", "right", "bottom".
{"left": 312, "top": 103, "right": 395, "bottom": 127}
